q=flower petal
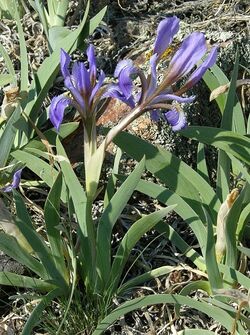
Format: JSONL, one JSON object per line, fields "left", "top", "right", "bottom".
{"left": 64, "top": 76, "right": 85, "bottom": 109}
{"left": 1, "top": 169, "right": 22, "bottom": 192}
{"left": 164, "top": 109, "right": 187, "bottom": 131}
{"left": 168, "top": 32, "right": 207, "bottom": 83}
{"left": 103, "top": 84, "right": 135, "bottom": 108}
{"left": 146, "top": 53, "right": 158, "bottom": 98}
{"left": 150, "top": 110, "right": 160, "bottom": 121}
{"left": 90, "top": 70, "right": 105, "bottom": 102}
{"left": 87, "top": 44, "right": 97, "bottom": 83}
{"left": 72, "top": 62, "right": 91, "bottom": 97}
{"left": 153, "top": 16, "right": 180, "bottom": 58}
{"left": 60, "top": 49, "right": 71, "bottom": 79}
{"left": 152, "top": 93, "right": 195, "bottom": 104}
{"left": 114, "top": 59, "right": 134, "bottom": 78}
{"left": 49, "top": 94, "right": 72, "bottom": 132}
{"left": 115, "top": 59, "right": 137, "bottom": 99}
{"left": 183, "top": 46, "right": 218, "bottom": 90}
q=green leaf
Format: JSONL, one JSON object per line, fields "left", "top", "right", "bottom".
{"left": 44, "top": 172, "right": 68, "bottom": 283}
{"left": 93, "top": 294, "right": 246, "bottom": 335}
{"left": 237, "top": 246, "right": 250, "bottom": 258}
{"left": 182, "top": 126, "right": 250, "bottom": 165}
{"left": 48, "top": 26, "right": 71, "bottom": 50}
{"left": 205, "top": 205, "right": 223, "bottom": 291}
{"left": 0, "top": 232, "right": 46, "bottom": 278}
{"left": 224, "top": 186, "right": 247, "bottom": 282}
{"left": 113, "top": 131, "right": 219, "bottom": 223}
{"left": 21, "top": 288, "right": 61, "bottom": 335}
{"left": 13, "top": 2, "right": 29, "bottom": 92}
{"left": 11, "top": 149, "right": 63, "bottom": 197}
{"left": 236, "top": 202, "right": 250, "bottom": 241}
{"left": 175, "top": 280, "right": 211, "bottom": 316}
{"left": 56, "top": 138, "right": 94, "bottom": 289}
{"left": 196, "top": 142, "right": 209, "bottom": 184}
{"left": 118, "top": 265, "right": 176, "bottom": 295}
{"left": 25, "top": 122, "right": 79, "bottom": 151}
{"left": 96, "top": 157, "right": 145, "bottom": 290}
{"left": 203, "top": 64, "right": 227, "bottom": 112}
{"left": 0, "top": 271, "right": 54, "bottom": 291}
{"left": 134, "top": 178, "right": 206, "bottom": 266}
{"left": 0, "top": 42, "right": 16, "bottom": 84}
{"left": 13, "top": 190, "right": 34, "bottom": 230}
{"left": 0, "top": 74, "right": 15, "bottom": 87}
{"left": 15, "top": 217, "right": 68, "bottom": 292}
{"left": 109, "top": 205, "right": 176, "bottom": 295}
{"left": 0, "top": 105, "right": 21, "bottom": 168}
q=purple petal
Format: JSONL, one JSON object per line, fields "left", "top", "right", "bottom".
{"left": 87, "top": 44, "right": 97, "bottom": 83}
{"left": 164, "top": 109, "right": 187, "bottom": 131}
{"left": 150, "top": 110, "right": 160, "bottom": 122}
{"left": 168, "top": 32, "right": 207, "bottom": 83}
{"left": 103, "top": 84, "right": 135, "bottom": 108}
{"left": 60, "top": 49, "right": 71, "bottom": 79}
{"left": 146, "top": 53, "right": 158, "bottom": 98}
{"left": 114, "top": 59, "right": 134, "bottom": 78}
{"left": 115, "top": 59, "right": 137, "bottom": 99}
{"left": 90, "top": 70, "right": 105, "bottom": 102}
{"left": 64, "top": 76, "right": 85, "bottom": 109}
{"left": 1, "top": 169, "right": 22, "bottom": 192}
{"left": 183, "top": 46, "right": 218, "bottom": 90}
{"left": 72, "top": 62, "right": 91, "bottom": 97}
{"left": 152, "top": 94, "right": 196, "bottom": 104}
{"left": 153, "top": 17, "right": 180, "bottom": 58}
{"left": 49, "top": 94, "right": 72, "bottom": 132}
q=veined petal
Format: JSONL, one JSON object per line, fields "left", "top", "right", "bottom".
{"left": 183, "top": 46, "right": 218, "bottom": 90}
{"left": 152, "top": 93, "right": 195, "bottom": 104}
{"left": 168, "top": 32, "right": 207, "bottom": 83}
{"left": 49, "top": 94, "right": 72, "bottom": 132}
{"left": 146, "top": 53, "right": 158, "bottom": 97}
{"left": 153, "top": 16, "right": 180, "bottom": 58}
{"left": 103, "top": 84, "right": 135, "bottom": 108}
{"left": 164, "top": 109, "right": 187, "bottom": 131}
{"left": 72, "top": 62, "right": 91, "bottom": 97}
{"left": 90, "top": 70, "right": 105, "bottom": 102}
{"left": 87, "top": 44, "right": 97, "bottom": 83}
{"left": 60, "top": 49, "right": 71, "bottom": 79}
{"left": 64, "top": 76, "right": 85, "bottom": 109}
{"left": 115, "top": 59, "right": 137, "bottom": 99}
{"left": 114, "top": 59, "right": 134, "bottom": 78}
{"left": 1, "top": 169, "right": 22, "bottom": 192}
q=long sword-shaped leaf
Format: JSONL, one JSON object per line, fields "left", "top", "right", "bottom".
{"left": 44, "top": 172, "right": 68, "bottom": 283}
{"left": 21, "top": 288, "right": 61, "bottom": 335}
{"left": 135, "top": 178, "right": 207, "bottom": 258}
{"left": 0, "top": 105, "right": 21, "bottom": 168}
{"left": 15, "top": 218, "right": 68, "bottom": 292}
{"left": 93, "top": 294, "right": 246, "bottom": 335}
{"left": 109, "top": 205, "right": 176, "bottom": 294}
{"left": 0, "top": 271, "right": 54, "bottom": 291}
{"left": 0, "top": 232, "right": 46, "bottom": 278}
{"left": 113, "top": 131, "right": 219, "bottom": 222}
{"left": 96, "top": 157, "right": 145, "bottom": 290}
{"left": 182, "top": 126, "right": 250, "bottom": 165}
{"left": 56, "top": 138, "right": 95, "bottom": 289}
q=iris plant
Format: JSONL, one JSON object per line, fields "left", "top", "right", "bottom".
{"left": 49, "top": 16, "right": 217, "bottom": 174}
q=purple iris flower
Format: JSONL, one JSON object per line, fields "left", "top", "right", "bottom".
{"left": 104, "top": 16, "right": 217, "bottom": 131}
{"left": 49, "top": 44, "right": 105, "bottom": 132}
{"left": 1, "top": 169, "right": 22, "bottom": 192}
